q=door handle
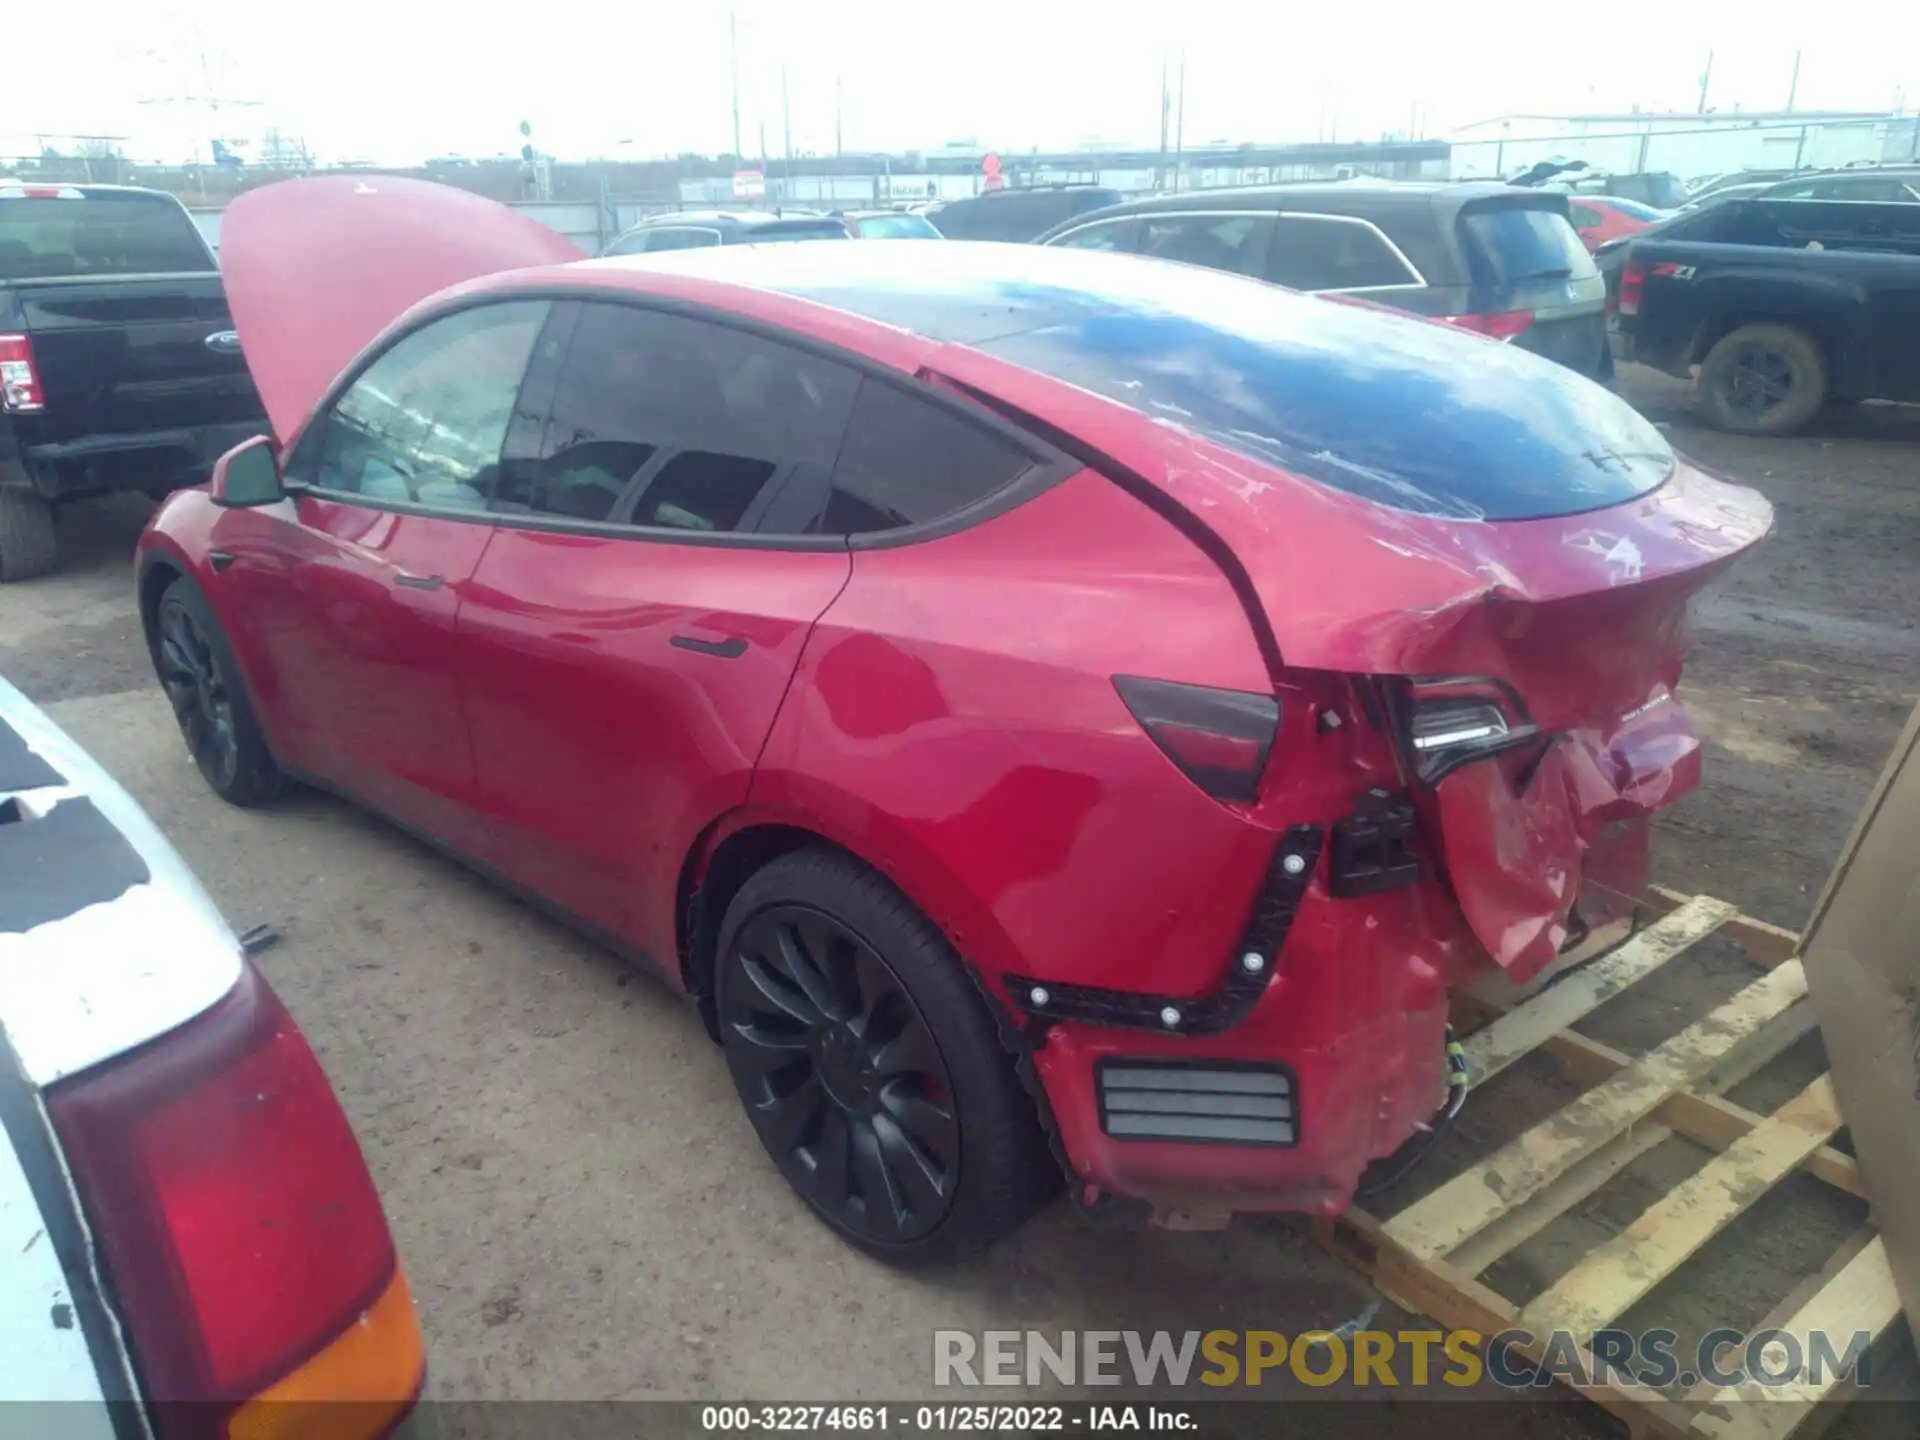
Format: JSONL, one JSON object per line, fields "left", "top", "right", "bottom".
{"left": 671, "top": 635, "right": 747, "bottom": 659}
{"left": 209, "top": 550, "right": 237, "bottom": 573}
{"left": 392, "top": 572, "right": 445, "bottom": 590}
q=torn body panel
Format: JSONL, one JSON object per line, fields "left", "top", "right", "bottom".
{"left": 919, "top": 333, "right": 1770, "bottom": 979}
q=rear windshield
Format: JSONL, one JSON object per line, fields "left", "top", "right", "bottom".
{"left": 1604, "top": 198, "right": 1666, "bottom": 221}
{"left": 748, "top": 220, "right": 852, "bottom": 243}
{"left": 0, "top": 193, "right": 213, "bottom": 280}
{"left": 1458, "top": 204, "right": 1597, "bottom": 285}
{"left": 854, "top": 214, "right": 941, "bottom": 239}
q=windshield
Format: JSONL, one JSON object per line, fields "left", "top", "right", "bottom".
{"left": 0, "top": 193, "right": 214, "bottom": 280}
{"left": 1459, "top": 204, "right": 1597, "bottom": 284}
{"left": 854, "top": 214, "right": 941, "bottom": 239}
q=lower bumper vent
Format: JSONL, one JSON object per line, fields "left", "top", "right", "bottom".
{"left": 1096, "top": 1060, "right": 1296, "bottom": 1146}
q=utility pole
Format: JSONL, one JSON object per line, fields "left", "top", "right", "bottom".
{"left": 1156, "top": 53, "right": 1170, "bottom": 189}
{"left": 835, "top": 76, "right": 843, "bottom": 157}
{"left": 782, "top": 66, "right": 793, "bottom": 185}
{"left": 1697, "top": 49, "right": 1714, "bottom": 114}
{"left": 1786, "top": 49, "right": 1802, "bottom": 112}
{"left": 1172, "top": 50, "right": 1186, "bottom": 192}
{"left": 729, "top": 9, "right": 743, "bottom": 159}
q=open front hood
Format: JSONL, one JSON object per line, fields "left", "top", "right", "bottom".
{"left": 220, "top": 175, "right": 585, "bottom": 443}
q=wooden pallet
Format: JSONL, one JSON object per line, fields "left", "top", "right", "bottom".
{"left": 1315, "top": 888, "right": 1906, "bottom": 1440}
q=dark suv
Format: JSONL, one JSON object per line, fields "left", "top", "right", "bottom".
{"left": 602, "top": 212, "right": 853, "bottom": 256}
{"left": 929, "top": 185, "right": 1124, "bottom": 243}
{"left": 1037, "top": 182, "right": 1612, "bottom": 381}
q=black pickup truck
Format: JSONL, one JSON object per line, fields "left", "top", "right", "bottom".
{"left": 1610, "top": 197, "right": 1920, "bottom": 434}
{"left": 1, "top": 182, "right": 267, "bottom": 578}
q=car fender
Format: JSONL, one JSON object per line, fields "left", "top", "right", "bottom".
{"left": 684, "top": 785, "right": 1032, "bottom": 1010}
{"left": 1683, "top": 266, "right": 1874, "bottom": 394}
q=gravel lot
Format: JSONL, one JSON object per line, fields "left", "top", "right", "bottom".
{"left": 2, "top": 370, "right": 1914, "bottom": 1432}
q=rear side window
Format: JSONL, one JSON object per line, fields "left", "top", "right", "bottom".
{"left": 1266, "top": 215, "right": 1419, "bottom": 291}
{"left": 641, "top": 228, "right": 722, "bottom": 253}
{"left": 818, "top": 381, "right": 1033, "bottom": 535}
{"left": 1138, "top": 214, "right": 1273, "bottom": 278}
{"left": 522, "top": 302, "right": 860, "bottom": 534}
{"left": 1458, "top": 205, "right": 1597, "bottom": 285}
{"left": 1570, "top": 203, "right": 1602, "bottom": 232}
{"left": 749, "top": 221, "right": 852, "bottom": 243}
{"left": 0, "top": 194, "right": 213, "bottom": 280}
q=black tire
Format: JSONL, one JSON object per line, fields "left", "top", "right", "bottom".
{"left": 153, "top": 575, "right": 287, "bottom": 806}
{"left": 715, "top": 848, "right": 1055, "bottom": 1266}
{"left": 0, "top": 488, "right": 57, "bottom": 582}
{"left": 1697, "top": 323, "right": 1828, "bottom": 435}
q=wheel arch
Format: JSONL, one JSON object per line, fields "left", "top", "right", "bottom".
{"left": 674, "top": 797, "right": 1027, "bottom": 1045}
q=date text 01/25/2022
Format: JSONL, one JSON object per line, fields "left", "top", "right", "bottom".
{"left": 700, "top": 1405, "right": 1197, "bottom": 1432}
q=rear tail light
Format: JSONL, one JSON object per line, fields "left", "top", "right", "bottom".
{"left": 1114, "top": 675, "right": 1280, "bottom": 803}
{"left": 1395, "top": 678, "right": 1541, "bottom": 784}
{"left": 0, "top": 332, "right": 45, "bottom": 412}
{"left": 1441, "top": 310, "right": 1536, "bottom": 341}
{"left": 46, "top": 962, "right": 422, "bottom": 1440}
{"left": 1618, "top": 255, "right": 1647, "bottom": 316}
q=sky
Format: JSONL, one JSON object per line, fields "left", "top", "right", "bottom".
{"left": 3, "top": 0, "right": 1915, "bottom": 166}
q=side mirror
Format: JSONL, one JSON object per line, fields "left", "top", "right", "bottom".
{"left": 209, "top": 434, "right": 284, "bottom": 507}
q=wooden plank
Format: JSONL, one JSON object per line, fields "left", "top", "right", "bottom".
{"left": 1480, "top": 1002, "right": 1863, "bottom": 1201}
{"left": 1465, "top": 896, "right": 1739, "bottom": 1087}
{"left": 1646, "top": 886, "right": 1802, "bottom": 969}
{"left": 1520, "top": 1078, "right": 1842, "bottom": 1337}
{"left": 1687, "top": 1237, "right": 1900, "bottom": 1440}
{"left": 1383, "top": 962, "right": 1809, "bottom": 1263}
{"left": 1446, "top": 1009, "right": 1814, "bottom": 1277}
{"left": 1322, "top": 1210, "right": 1698, "bottom": 1440}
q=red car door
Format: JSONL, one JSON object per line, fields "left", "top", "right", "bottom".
{"left": 212, "top": 299, "right": 553, "bottom": 845}
{"left": 455, "top": 301, "right": 859, "bottom": 959}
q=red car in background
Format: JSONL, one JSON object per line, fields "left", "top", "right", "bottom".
{"left": 1568, "top": 195, "right": 1668, "bottom": 252}
{"left": 136, "top": 178, "right": 1769, "bottom": 1265}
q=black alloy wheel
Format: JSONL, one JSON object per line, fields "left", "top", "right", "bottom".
{"left": 157, "top": 595, "right": 240, "bottom": 792}
{"left": 1698, "top": 322, "right": 1827, "bottom": 435}
{"left": 720, "top": 903, "right": 961, "bottom": 1245}
{"left": 1718, "top": 346, "right": 1796, "bottom": 418}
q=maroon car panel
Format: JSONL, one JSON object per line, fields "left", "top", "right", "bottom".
{"left": 455, "top": 529, "right": 853, "bottom": 956}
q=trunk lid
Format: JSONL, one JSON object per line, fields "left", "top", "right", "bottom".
{"left": 5, "top": 275, "right": 258, "bottom": 441}
{"left": 929, "top": 261, "right": 1771, "bottom": 979}
{"left": 218, "top": 176, "right": 584, "bottom": 442}
{"left": 1454, "top": 195, "right": 1611, "bottom": 378}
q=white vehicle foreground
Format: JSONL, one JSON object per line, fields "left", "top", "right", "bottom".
{"left": 0, "top": 673, "right": 423, "bottom": 1439}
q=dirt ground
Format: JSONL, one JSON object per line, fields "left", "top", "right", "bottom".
{"left": 1, "top": 368, "right": 1913, "bottom": 1435}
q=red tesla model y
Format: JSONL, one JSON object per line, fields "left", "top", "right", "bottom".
{"left": 137, "top": 178, "right": 1770, "bottom": 1264}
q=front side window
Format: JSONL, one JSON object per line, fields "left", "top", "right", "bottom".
{"left": 1138, "top": 214, "right": 1273, "bottom": 278}
{"left": 300, "top": 301, "right": 548, "bottom": 512}
{"left": 1051, "top": 219, "right": 1134, "bottom": 252}
{"left": 526, "top": 302, "right": 860, "bottom": 535}
{"left": 1268, "top": 215, "right": 1420, "bottom": 291}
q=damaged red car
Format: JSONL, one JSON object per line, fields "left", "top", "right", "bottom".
{"left": 136, "top": 177, "right": 1770, "bottom": 1265}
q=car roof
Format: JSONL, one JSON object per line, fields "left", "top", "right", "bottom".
{"left": 631, "top": 211, "right": 837, "bottom": 229}
{"left": 1036, "top": 179, "right": 1554, "bottom": 240}
{"left": 1762, "top": 165, "right": 1920, "bottom": 183}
